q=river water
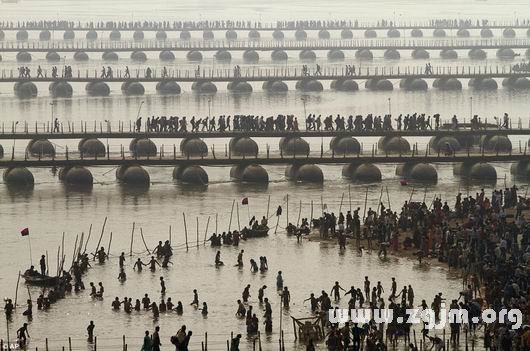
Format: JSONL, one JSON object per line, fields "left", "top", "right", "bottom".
{"left": 1, "top": 0, "right": 530, "bottom": 350}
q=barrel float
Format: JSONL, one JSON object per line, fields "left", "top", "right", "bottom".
{"left": 411, "top": 49, "right": 430, "bottom": 59}
{"left": 299, "top": 49, "right": 316, "bottom": 61}
{"left": 468, "top": 48, "right": 487, "bottom": 60}
{"left": 248, "top": 30, "right": 260, "bottom": 40}
{"left": 230, "top": 164, "right": 269, "bottom": 183}
{"left": 329, "top": 136, "right": 360, "bottom": 155}
{"left": 3, "top": 167, "right": 34, "bottom": 186}
{"left": 203, "top": 30, "right": 214, "bottom": 40}
{"left": 116, "top": 165, "right": 150, "bottom": 185}
{"left": 173, "top": 165, "right": 209, "bottom": 185}
{"left": 159, "top": 51, "right": 175, "bottom": 61}
{"left": 39, "top": 30, "right": 51, "bottom": 41}
{"left": 454, "top": 162, "right": 497, "bottom": 182}
{"left": 16, "top": 30, "right": 28, "bottom": 41}
{"left": 433, "top": 28, "right": 446, "bottom": 37}
{"left": 318, "top": 29, "right": 330, "bottom": 39}
{"left": 440, "top": 49, "right": 458, "bottom": 59}
{"left": 272, "top": 30, "right": 284, "bottom": 40}
{"left": 156, "top": 31, "right": 167, "bottom": 40}
{"left": 109, "top": 30, "right": 121, "bottom": 40}
{"left": 16, "top": 51, "right": 32, "bottom": 62}
{"left": 279, "top": 137, "right": 310, "bottom": 156}
{"left": 342, "top": 163, "right": 381, "bottom": 182}
{"left": 86, "top": 82, "right": 110, "bottom": 97}
{"left": 378, "top": 136, "right": 410, "bottom": 153}
{"left": 364, "top": 29, "right": 377, "bottom": 38}
{"left": 73, "top": 51, "right": 89, "bottom": 61}
{"left": 121, "top": 82, "right": 145, "bottom": 96}
{"left": 355, "top": 49, "right": 373, "bottom": 60}
{"left": 271, "top": 49, "right": 288, "bottom": 61}
{"left": 49, "top": 81, "right": 73, "bottom": 98}
{"left": 180, "top": 31, "right": 191, "bottom": 40}
{"left": 327, "top": 49, "right": 345, "bottom": 61}
{"left": 341, "top": 29, "right": 353, "bottom": 39}
{"left": 456, "top": 28, "right": 470, "bottom": 37}
{"left": 102, "top": 51, "right": 119, "bottom": 61}
{"left": 503, "top": 28, "right": 516, "bottom": 38}
{"left": 78, "top": 138, "right": 106, "bottom": 157}
{"left": 129, "top": 138, "right": 157, "bottom": 157}
{"left": 215, "top": 50, "right": 232, "bottom": 62}
{"left": 156, "top": 81, "right": 181, "bottom": 95}
{"left": 130, "top": 51, "right": 147, "bottom": 62}
{"left": 191, "top": 81, "right": 217, "bottom": 94}
{"left": 384, "top": 49, "right": 400, "bottom": 60}
{"left": 133, "top": 30, "right": 144, "bottom": 41}
{"left": 480, "top": 28, "right": 493, "bottom": 38}
{"left": 243, "top": 50, "right": 259, "bottom": 63}
{"left": 86, "top": 31, "right": 98, "bottom": 40}
{"left": 387, "top": 29, "right": 400, "bottom": 38}
{"left": 410, "top": 29, "right": 423, "bottom": 37}
{"left": 180, "top": 138, "right": 208, "bottom": 157}
{"left": 14, "top": 82, "right": 38, "bottom": 99}
{"left": 285, "top": 164, "right": 323, "bottom": 183}
{"left": 46, "top": 51, "right": 61, "bottom": 62}
{"left": 60, "top": 166, "right": 93, "bottom": 186}
{"left": 295, "top": 29, "right": 307, "bottom": 40}
{"left": 26, "top": 139, "right": 55, "bottom": 157}
{"left": 225, "top": 30, "right": 237, "bottom": 40}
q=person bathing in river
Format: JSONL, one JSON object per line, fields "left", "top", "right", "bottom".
{"left": 236, "top": 249, "right": 244, "bottom": 267}
{"left": 134, "top": 258, "right": 145, "bottom": 272}
{"left": 250, "top": 259, "right": 259, "bottom": 272}
{"left": 215, "top": 251, "right": 224, "bottom": 266}
{"left": 147, "top": 256, "right": 161, "bottom": 271}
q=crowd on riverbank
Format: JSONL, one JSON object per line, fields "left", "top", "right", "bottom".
{"left": 313, "top": 186, "right": 530, "bottom": 350}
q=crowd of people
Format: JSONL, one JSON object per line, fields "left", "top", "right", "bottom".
{"left": 133, "top": 111, "right": 513, "bottom": 134}
{"left": 312, "top": 186, "right": 530, "bottom": 350}
{"left": 3, "top": 18, "right": 530, "bottom": 30}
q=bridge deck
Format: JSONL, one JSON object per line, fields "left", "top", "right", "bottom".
{"left": 2, "top": 38, "right": 529, "bottom": 52}
{"left": 0, "top": 22, "right": 529, "bottom": 32}
{"left": 2, "top": 64, "right": 527, "bottom": 83}
{"left": 1, "top": 128, "right": 529, "bottom": 140}
{"left": 0, "top": 152, "right": 526, "bottom": 168}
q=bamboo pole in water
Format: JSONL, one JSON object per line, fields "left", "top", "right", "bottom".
{"left": 236, "top": 203, "right": 241, "bottom": 232}
{"left": 296, "top": 200, "right": 302, "bottom": 226}
{"left": 169, "top": 225, "right": 172, "bottom": 246}
{"left": 196, "top": 217, "right": 199, "bottom": 248}
{"left": 362, "top": 187, "right": 369, "bottom": 221}
{"left": 228, "top": 200, "right": 235, "bottom": 232}
{"left": 183, "top": 213, "right": 189, "bottom": 252}
{"left": 93, "top": 217, "right": 107, "bottom": 260}
{"left": 14, "top": 271, "right": 21, "bottom": 309}
{"left": 106, "top": 232, "right": 113, "bottom": 258}
{"left": 386, "top": 186, "right": 392, "bottom": 211}
{"left": 338, "top": 192, "right": 344, "bottom": 213}
{"left": 83, "top": 224, "right": 92, "bottom": 255}
{"left": 286, "top": 194, "right": 289, "bottom": 227}
{"left": 266, "top": 195, "right": 271, "bottom": 219}
{"left": 139, "top": 228, "right": 151, "bottom": 254}
{"left": 348, "top": 185, "right": 352, "bottom": 212}
{"left": 129, "top": 222, "right": 135, "bottom": 256}
{"left": 203, "top": 216, "right": 210, "bottom": 246}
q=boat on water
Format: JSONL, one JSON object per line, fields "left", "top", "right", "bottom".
{"left": 21, "top": 273, "right": 60, "bottom": 287}
{"left": 241, "top": 225, "right": 269, "bottom": 238}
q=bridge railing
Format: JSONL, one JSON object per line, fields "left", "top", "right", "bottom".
{"left": 0, "top": 63, "right": 523, "bottom": 81}
{"left": 2, "top": 38, "right": 530, "bottom": 51}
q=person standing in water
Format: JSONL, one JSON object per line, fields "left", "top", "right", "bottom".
{"left": 276, "top": 271, "right": 283, "bottom": 291}
{"left": 87, "top": 321, "right": 95, "bottom": 341}
{"left": 141, "top": 330, "right": 151, "bottom": 351}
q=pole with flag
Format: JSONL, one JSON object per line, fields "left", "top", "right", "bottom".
{"left": 20, "top": 228, "right": 32, "bottom": 265}
{"left": 242, "top": 197, "right": 250, "bottom": 222}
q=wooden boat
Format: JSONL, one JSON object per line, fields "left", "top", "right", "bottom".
{"left": 242, "top": 226, "right": 269, "bottom": 238}
{"left": 22, "top": 273, "right": 60, "bottom": 287}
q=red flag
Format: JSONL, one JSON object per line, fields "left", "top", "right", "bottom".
{"left": 20, "top": 228, "right": 29, "bottom": 236}
{"left": 241, "top": 197, "right": 249, "bottom": 205}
